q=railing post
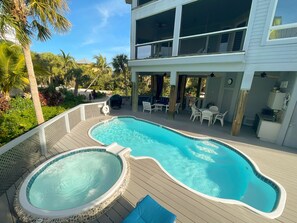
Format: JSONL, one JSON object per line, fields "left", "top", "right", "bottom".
{"left": 65, "top": 114, "right": 71, "bottom": 133}
{"left": 39, "top": 127, "right": 47, "bottom": 156}
{"left": 80, "top": 105, "right": 86, "bottom": 121}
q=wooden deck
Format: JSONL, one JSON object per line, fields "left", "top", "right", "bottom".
{"left": 1, "top": 109, "right": 297, "bottom": 223}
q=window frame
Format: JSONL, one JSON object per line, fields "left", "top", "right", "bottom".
{"left": 263, "top": 0, "right": 297, "bottom": 45}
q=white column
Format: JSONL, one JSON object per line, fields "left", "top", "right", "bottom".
{"left": 80, "top": 105, "right": 86, "bottom": 121}
{"left": 132, "top": 0, "right": 137, "bottom": 8}
{"left": 131, "top": 69, "right": 137, "bottom": 83}
{"left": 65, "top": 114, "right": 71, "bottom": 133}
{"left": 170, "top": 70, "right": 177, "bottom": 86}
{"left": 130, "top": 14, "right": 136, "bottom": 60}
{"left": 240, "top": 68, "right": 254, "bottom": 90}
{"left": 172, "top": 5, "right": 182, "bottom": 56}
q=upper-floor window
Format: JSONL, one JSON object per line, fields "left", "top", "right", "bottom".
{"left": 269, "top": 0, "right": 297, "bottom": 40}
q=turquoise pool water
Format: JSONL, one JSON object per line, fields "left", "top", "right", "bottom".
{"left": 91, "top": 117, "right": 279, "bottom": 213}
{"left": 28, "top": 150, "right": 122, "bottom": 211}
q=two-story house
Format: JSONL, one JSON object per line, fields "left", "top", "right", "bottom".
{"left": 125, "top": 0, "right": 297, "bottom": 149}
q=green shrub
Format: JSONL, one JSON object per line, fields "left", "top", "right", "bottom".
{"left": 0, "top": 97, "right": 67, "bottom": 146}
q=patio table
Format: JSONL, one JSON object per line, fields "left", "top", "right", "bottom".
{"left": 153, "top": 103, "right": 168, "bottom": 112}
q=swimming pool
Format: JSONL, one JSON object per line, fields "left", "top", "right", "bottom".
{"left": 15, "top": 146, "right": 130, "bottom": 222}
{"left": 90, "top": 117, "right": 286, "bottom": 218}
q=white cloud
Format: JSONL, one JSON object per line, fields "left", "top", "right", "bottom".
{"left": 81, "top": 38, "right": 97, "bottom": 46}
{"left": 110, "top": 46, "right": 130, "bottom": 54}
{"left": 96, "top": 0, "right": 130, "bottom": 28}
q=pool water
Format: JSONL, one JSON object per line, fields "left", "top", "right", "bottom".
{"left": 91, "top": 117, "right": 279, "bottom": 213}
{"left": 28, "top": 150, "right": 122, "bottom": 211}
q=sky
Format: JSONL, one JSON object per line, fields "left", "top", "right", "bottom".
{"left": 31, "top": 0, "right": 131, "bottom": 63}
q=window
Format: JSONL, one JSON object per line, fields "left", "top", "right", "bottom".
{"left": 269, "top": 0, "right": 297, "bottom": 40}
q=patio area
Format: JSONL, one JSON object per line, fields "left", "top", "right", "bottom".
{"left": 1, "top": 105, "right": 297, "bottom": 223}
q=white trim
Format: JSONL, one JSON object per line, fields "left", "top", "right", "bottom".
{"left": 179, "top": 27, "right": 247, "bottom": 40}
{"left": 80, "top": 105, "right": 86, "bottom": 121}
{"left": 129, "top": 52, "right": 245, "bottom": 67}
{"left": 172, "top": 5, "right": 182, "bottom": 56}
{"left": 262, "top": 0, "right": 297, "bottom": 44}
{"left": 88, "top": 116, "right": 287, "bottom": 219}
{"left": 242, "top": 0, "right": 257, "bottom": 51}
{"left": 262, "top": 0, "right": 278, "bottom": 45}
{"left": 135, "top": 38, "right": 173, "bottom": 47}
{"left": 271, "top": 22, "right": 297, "bottom": 30}
{"left": 65, "top": 114, "right": 71, "bottom": 133}
{"left": 18, "top": 146, "right": 129, "bottom": 218}
{"left": 0, "top": 100, "right": 109, "bottom": 156}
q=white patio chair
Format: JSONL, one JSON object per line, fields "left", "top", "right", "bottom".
{"left": 142, "top": 101, "right": 155, "bottom": 113}
{"left": 190, "top": 105, "right": 201, "bottom": 122}
{"left": 165, "top": 103, "right": 181, "bottom": 114}
{"left": 201, "top": 110, "right": 213, "bottom": 126}
{"left": 213, "top": 111, "right": 228, "bottom": 127}
{"left": 209, "top": 106, "right": 219, "bottom": 112}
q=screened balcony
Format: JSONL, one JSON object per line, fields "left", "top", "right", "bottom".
{"left": 178, "top": 0, "right": 251, "bottom": 56}
{"left": 134, "top": 0, "right": 252, "bottom": 60}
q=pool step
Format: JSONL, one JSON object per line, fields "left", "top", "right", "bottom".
{"left": 106, "top": 143, "right": 126, "bottom": 154}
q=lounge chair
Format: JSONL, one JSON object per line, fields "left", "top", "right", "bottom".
{"left": 122, "top": 195, "right": 176, "bottom": 223}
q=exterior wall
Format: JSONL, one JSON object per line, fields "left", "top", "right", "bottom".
{"left": 127, "top": 0, "right": 297, "bottom": 147}
{"left": 244, "top": 0, "right": 297, "bottom": 69}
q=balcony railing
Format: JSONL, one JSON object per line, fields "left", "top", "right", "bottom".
{"left": 136, "top": 39, "right": 173, "bottom": 59}
{"left": 178, "top": 27, "right": 247, "bottom": 56}
{"left": 134, "top": 27, "right": 247, "bottom": 60}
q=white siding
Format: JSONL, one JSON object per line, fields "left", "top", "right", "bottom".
{"left": 245, "top": 0, "right": 297, "bottom": 66}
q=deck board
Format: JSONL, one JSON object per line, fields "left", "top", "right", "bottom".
{"left": 2, "top": 110, "right": 297, "bottom": 223}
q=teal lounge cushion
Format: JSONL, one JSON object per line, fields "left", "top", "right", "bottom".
{"left": 122, "top": 195, "right": 176, "bottom": 223}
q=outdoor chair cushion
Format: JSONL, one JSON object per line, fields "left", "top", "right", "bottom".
{"left": 122, "top": 195, "right": 176, "bottom": 223}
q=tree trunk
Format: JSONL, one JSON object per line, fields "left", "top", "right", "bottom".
{"left": 74, "top": 81, "right": 79, "bottom": 97}
{"left": 23, "top": 44, "right": 44, "bottom": 124}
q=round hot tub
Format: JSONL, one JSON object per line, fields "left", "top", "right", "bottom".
{"left": 15, "top": 146, "right": 130, "bottom": 222}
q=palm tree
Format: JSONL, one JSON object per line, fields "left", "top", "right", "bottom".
{"left": 65, "top": 68, "right": 90, "bottom": 96}
{"left": 60, "top": 50, "right": 75, "bottom": 74}
{"left": 0, "top": 0, "right": 71, "bottom": 124}
{"left": 85, "top": 54, "right": 112, "bottom": 91}
{"left": 0, "top": 42, "right": 29, "bottom": 99}
{"left": 112, "top": 54, "right": 129, "bottom": 96}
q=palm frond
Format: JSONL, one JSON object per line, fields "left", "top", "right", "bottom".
{"left": 31, "top": 20, "right": 51, "bottom": 41}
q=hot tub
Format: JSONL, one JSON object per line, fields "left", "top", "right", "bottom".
{"left": 14, "top": 145, "right": 130, "bottom": 222}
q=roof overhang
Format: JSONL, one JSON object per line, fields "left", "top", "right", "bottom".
{"left": 125, "top": 0, "right": 132, "bottom": 4}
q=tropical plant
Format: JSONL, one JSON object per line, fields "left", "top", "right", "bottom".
{"left": 86, "top": 54, "right": 112, "bottom": 91}
{"left": 0, "top": 41, "right": 29, "bottom": 98}
{"left": 60, "top": 50, "right": 75, "bottom": 76}
{"left": 66, "top": 68, "right": 90, "bottom": 96}
{"left": 112, "top": 54, "right": 130, "bottom": 96}
{"left": 33, "top": 52, "right": 61, "bottom": 85}
{"left": 0, "top": 0, "right": 71, "bottom": 124}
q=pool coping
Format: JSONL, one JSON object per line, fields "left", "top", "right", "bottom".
{"left": 14, "top": 145, "right": 131, "bottom": 223}
{"left": 88, "top": 115, "right": 287, "bottom": 219}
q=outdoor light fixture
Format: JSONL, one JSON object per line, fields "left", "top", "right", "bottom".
{"left": 261, "top": 72, "right": 267, "bottom": 78}
{"left": 210, "top": 72, "right": 215, "bottom": 77}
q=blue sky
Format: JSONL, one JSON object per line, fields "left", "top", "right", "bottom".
{"left": 31, "top": 0, "right": 131, "bottom": 63}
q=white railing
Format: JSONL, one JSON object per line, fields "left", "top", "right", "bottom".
{"left": 0, "top": 98, "right": 110, "bottom": 156}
